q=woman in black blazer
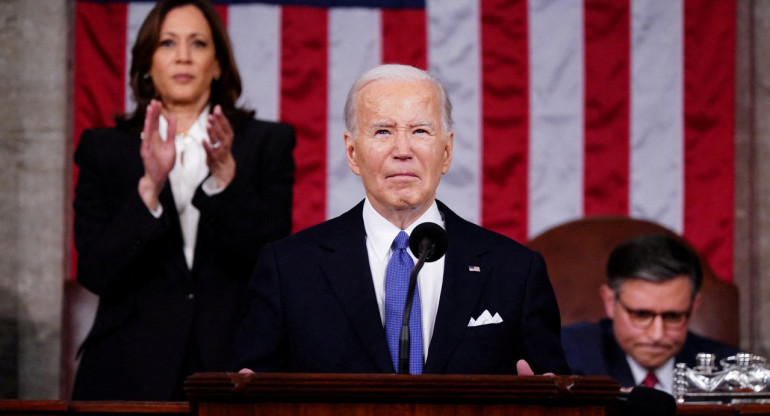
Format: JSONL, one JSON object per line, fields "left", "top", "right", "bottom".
{"left": 71, "top": 0, "right": 295, "bottom": 400}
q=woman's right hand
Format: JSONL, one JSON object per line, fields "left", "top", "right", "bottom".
{"left": 138, "top": 99, "right": 176, "bottom": 211}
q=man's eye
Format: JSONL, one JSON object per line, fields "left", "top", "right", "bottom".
{"left": 633, "top": 310, "right": 655, "bottom": 319}
{"left": 662, "top": 312, "right": 685, "bottom": 322}
{"left": 375, "top": 129, "right": 389, "bottom": 135}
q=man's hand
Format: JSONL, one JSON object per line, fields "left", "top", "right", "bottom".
{"left": 516, "top": 359, "right": 555, "bottom": 376}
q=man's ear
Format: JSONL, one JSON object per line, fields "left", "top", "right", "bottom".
{"left": 441, "top": 131, "right": 453, "bottom": 175}
{"left": 691, "top": 293, "right": 702, "bottom": 316}
{"left": 599, "top": 284, "right": 616, "bottom": 319}
{"left": 344, "top": 131, "right": 360, "bottom": 176}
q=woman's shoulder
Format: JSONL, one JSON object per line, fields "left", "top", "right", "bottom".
{"left": 76, "top": 126, "right": 139, "bottom": 158}
{"left": 80, "top": 125, "right": 136, "bottom": 140}
{"left": 238, "top": 117, "right": 295, "bottom": 135}
{"left": 235, "top": 118, "right": 297, "bottom": 148}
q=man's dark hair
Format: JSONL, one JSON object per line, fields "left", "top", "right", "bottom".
{"left": 606, "top": 233, "right": 702, "bottom": 299}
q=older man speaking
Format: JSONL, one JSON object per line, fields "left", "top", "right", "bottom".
{"left": 236, "top": 64, "right": 569, "bottom": 376}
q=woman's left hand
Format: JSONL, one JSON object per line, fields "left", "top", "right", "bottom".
{"left": 204, "top": 104, "right": 236, "bottom": 188}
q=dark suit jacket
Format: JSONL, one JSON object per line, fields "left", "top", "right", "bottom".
{"left": 561, "top": 318, "right": 739, "bottom": 387}
{"left": 236, "top": 200, "right": 570, "bottom": 375}
{"left": 72, "top": 118, "right": 295, "bottom": 400}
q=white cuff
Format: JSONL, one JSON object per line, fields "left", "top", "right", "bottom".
{"left": 201, "top": 175, "right": 226, "bottom": 196}
{"left": 149, "top": 204, "right": 163, "bottom": 218}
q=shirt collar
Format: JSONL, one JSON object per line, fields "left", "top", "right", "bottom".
{"left": 627, "top": 355, "right": 675, "bottom": 392}
{"left": 362, "top": 198, "right": 444, "bottom": 263}
{"left": 158, "top": 105, "right": 211, "bottom": 143}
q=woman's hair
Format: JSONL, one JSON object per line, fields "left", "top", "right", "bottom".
{"left": 116, "top": 0, "right": 254, "bottom": 131}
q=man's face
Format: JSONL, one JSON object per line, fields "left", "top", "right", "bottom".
{"left": 345, "top": 79, "right": 453, "bottom": 219}
{"left": 600, "top": 276, "right": 697, "bottom": 370}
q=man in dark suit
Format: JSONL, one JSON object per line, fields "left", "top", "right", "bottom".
{"left": 561, "top": 234, "right": 739, "bottom": 394}
{"left": 236, "top": 64, "right": 569, "bottom": 376}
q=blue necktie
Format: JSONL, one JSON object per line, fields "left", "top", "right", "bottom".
{"left": 385, "top": 231, "right": 423, "bottom": 374}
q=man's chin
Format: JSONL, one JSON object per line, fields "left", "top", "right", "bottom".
{"left": 633, "top": 352, "right": 673, "bottom": 369}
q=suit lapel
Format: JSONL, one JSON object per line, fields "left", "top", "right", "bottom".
{"left": 424, "top": 203, "right": 490, "bottom": 373}
{"left": 604, "top": 323, "right": 636, "bottom": 386}
{"left": 318, "top": 202, "right": 394, "bottom": 373}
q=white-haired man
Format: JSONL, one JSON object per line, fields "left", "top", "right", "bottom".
{"left": 236, "top": 64, "right": 568, "bottom": 375}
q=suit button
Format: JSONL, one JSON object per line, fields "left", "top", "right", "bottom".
{"left": 187, "top": 293, "right": 195, "bottom": 300}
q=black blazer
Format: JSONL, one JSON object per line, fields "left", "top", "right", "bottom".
{"left": 236, "top": 200, "right": 570, "bottom": 375}
{"left": 561, "top": 318, "right": 739, "bottom": 387}
{"left": 72, "top": 118, "right": 295, "bottom": 400}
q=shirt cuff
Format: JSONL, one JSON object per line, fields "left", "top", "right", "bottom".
{"left": 202, "top": 175, "right": 226, "bottom": 196}
{"left": 149, "top": 204, "right": 163, "bottom": 218}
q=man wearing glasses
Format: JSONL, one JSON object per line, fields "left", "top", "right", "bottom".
{"left": 560, "top": 233, "right": 738, "bottom": 394}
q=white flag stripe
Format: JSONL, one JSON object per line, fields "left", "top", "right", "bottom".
{"left": 630, "top": 0, "right": 684, "bottom": 233}
{"left": 326, "top": 8, "right": 379, "bottom": 218}
{"left": 230, "top": 4, "right": 282, "bottom": 122}
{"left": 126, "top": 3, "right": 154, "bottom": 114}
{"left": 427, "top": 0, "right": 482, "bottom": 224}
{"left": 527, "top": 0, "right": 585, "bottom": 238}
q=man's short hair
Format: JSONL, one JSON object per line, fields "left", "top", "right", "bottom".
{"left": 343, "top": 64, "right": 454, "bottom": 135}
{"left": 606, "top": 233, "right": 703, "bottom": 299}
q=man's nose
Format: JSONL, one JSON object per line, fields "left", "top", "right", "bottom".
{"left": 392, "top": 131, "right": 411, "bottom": 156}
{"left": 645, "top": 316, "right": 666, "bottom": 340}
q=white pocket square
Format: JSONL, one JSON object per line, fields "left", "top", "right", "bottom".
{"left": 467, "top": 310, "right": 503, "bottom": 327}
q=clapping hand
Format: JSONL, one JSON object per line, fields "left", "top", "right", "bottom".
{"left": 138, "top": 99, "right": 176, "bottom": 211}
{"left": 204, "top": 104, "right": 236, "bottom": 188}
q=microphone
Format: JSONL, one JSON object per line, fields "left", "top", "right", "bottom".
{"left": 398, "top": 222, "right": 448, "bottom": 374}
{"left": 618, "top": 387, "right": 676, "bottom": 416}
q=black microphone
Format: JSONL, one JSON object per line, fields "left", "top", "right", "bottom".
{"left": 398, "top": 222, "right": 448, "bottom": 374}
{"left": 618, "top": 387, "right": 676, "bottom": 416}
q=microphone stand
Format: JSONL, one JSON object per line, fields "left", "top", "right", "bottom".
{"left": 398, "top": 240, "right": 433, "bottom": 374}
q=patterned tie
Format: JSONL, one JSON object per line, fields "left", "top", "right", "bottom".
{"left": 641, "top": 371, "right": 659, "bottom": 388}
{"left": 385, "top": 231, "right": 423, "bottom": 374}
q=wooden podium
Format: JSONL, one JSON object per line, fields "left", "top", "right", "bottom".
{"left": 184, "top": 373, "right": 620, "bottom": 416}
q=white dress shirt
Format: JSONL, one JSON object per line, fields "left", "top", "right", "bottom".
{"left": 155, "top": 107, "right": 223, "bottom": 269}
{"left": 362, "top": 198, "right": 445, "bottom": 362}
{"left": 627, "top": 355, "right": 675, "bottom": 394}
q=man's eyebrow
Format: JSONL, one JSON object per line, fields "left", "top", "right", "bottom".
{"left": 405, "top": 121, "right": 436, "bottom": 129}
{"left": 368, "top": 121, "right": 435, "bottom": 129}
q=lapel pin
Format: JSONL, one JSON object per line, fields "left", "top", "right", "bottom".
{"left": 468, "top": 265, "right": 481, "bottom": 272}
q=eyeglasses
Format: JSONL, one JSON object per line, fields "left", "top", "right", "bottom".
{"left": 615, "top": 296, "right": 692, "bottom": 329}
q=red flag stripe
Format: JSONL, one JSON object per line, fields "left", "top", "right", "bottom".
{"left": 683, "top": 0, "right": 736, "bottom": 281}
{"left": 583, "top": 0, "right": 630, "bottom": 216}
{"left": 382, "top": 8, "right": 427, "bottom": 69}
{"left": 72, "top": 1, "right": 128, "bottom": 279}
{"left": 480, "top": 0, "right": 529, "bottom": 243}
{"left": 281, "top": 6, "right": 329, "bottom": 232}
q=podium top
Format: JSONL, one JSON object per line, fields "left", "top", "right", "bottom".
{"left": 185, "top": 373, "right": 619, "bottom": 404}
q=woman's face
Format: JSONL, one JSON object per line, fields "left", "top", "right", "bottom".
{"left": 149, "top": 4, "right": 220, "bottom": 110}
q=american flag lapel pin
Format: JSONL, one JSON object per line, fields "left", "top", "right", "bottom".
{"left": 468, "top": 265, "right": 481, "bottom": 272}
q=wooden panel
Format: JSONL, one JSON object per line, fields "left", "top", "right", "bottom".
{"left": 185, "top": 373, "right": 620, "bottom": 416}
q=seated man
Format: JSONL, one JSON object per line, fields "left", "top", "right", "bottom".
{"left": 236, "top": 64, "right": 569, "bottom": 376}
{"left": 561, "top": 233, "right": 739, "bottom": 394}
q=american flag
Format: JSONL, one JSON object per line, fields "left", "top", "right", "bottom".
{"left": 73, "top": 0, "right": 735, "bottom": 281}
